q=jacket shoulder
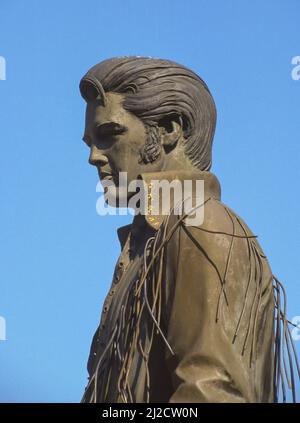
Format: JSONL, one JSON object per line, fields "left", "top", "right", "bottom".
{"left": 185, "top": 198, "right": 255, "bottom": 237}
{"left": 183, "top": 198, "right": 268, "bottom": 253}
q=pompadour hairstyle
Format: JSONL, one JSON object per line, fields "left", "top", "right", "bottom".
{"left": 79, "top": 56, "right": 217, "bottom": 170}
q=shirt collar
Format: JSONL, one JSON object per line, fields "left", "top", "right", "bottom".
{"left": 117, "top": 224, "right": 132, "bottom": 250}
{"left": 117, "top": 169, "right": 221, "bottom": 249}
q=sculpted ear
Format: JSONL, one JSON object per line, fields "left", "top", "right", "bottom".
{"left": 159, "top": 118, "right": 184, "bottom": 151}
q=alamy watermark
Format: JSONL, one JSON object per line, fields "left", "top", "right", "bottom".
{"left": 291, "top": 56, "right": 300, "bottom": 81}
{"left": 0, "top": 316, "right": 6, "bottom": 341}
{"left": 95, "top": 172, "right": 205, "bottom": 226}
{"left": 0, "top": 56, "right": 6, "bottom": 80}
{"left": 291, "top": 316, "right": 300, "bottom": 341}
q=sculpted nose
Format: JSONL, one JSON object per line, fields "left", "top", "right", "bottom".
{"left": 89, "top": 145, "right": 109, "bottom": 167}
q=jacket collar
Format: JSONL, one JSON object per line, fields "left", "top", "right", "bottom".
{"left": 117, "top": 169, "right": 221, "bottom": 249}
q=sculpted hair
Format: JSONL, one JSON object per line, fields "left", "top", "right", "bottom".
{"left": 79, "top": 56, "right": 217, "bottom": 170}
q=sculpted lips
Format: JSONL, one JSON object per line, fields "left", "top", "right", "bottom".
{"left": 100, "top": 172, "right": 113, "bottom": 181}
{"left": 98, "top": 168, "right": 119, "bottom": 185}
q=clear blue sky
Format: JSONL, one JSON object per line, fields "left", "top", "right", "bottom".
{"left": 0, "top": 0, "right": 299, "bottom": 402}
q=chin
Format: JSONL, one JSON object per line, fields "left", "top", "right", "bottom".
{"left": 104, "top": 186, "right": 129, "bottom": 208}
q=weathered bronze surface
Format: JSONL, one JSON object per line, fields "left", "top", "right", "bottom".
{"left": 79, "top": 57, "right": 298, "bottom": 403}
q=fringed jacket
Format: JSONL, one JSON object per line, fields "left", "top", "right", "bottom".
{"left": 82, "top": 170, "right": 297, "bottom": 403}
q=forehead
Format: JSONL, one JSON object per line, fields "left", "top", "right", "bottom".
{"left": 85, "top": 92, "right": 126, "bottom": 128}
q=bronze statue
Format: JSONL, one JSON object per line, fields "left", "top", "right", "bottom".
{"left": 79, "top": 57, "right": 299, "bottom": 403}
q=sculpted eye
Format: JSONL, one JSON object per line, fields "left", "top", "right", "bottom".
{"left": 96, "top": 122, "right": 127, "bottom": 138}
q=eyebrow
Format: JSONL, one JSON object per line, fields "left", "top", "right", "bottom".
{"left": 82, "top": 122, "right": 127, "bottom": 144}
{"left": 95, "top": 122, "right": 127, "bottom": 135}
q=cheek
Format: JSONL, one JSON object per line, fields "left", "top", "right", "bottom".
{"left": 127, "top": 121, "right": 147, "bottom": 152}
{"left": 105, "top": 123, "right": 146, "bottom": 177}
{"left": 108, "top": 139, "right": 139, "bottom": 172}
{"left": 128, "top": 133, "right": 144, "bottom": 155}
{"left": 118, "top": 133, "right": 143, "bottom": 160}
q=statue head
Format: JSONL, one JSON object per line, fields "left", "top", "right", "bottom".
{"left": 80, "top": 56, "right": 216, "bottom": 202}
